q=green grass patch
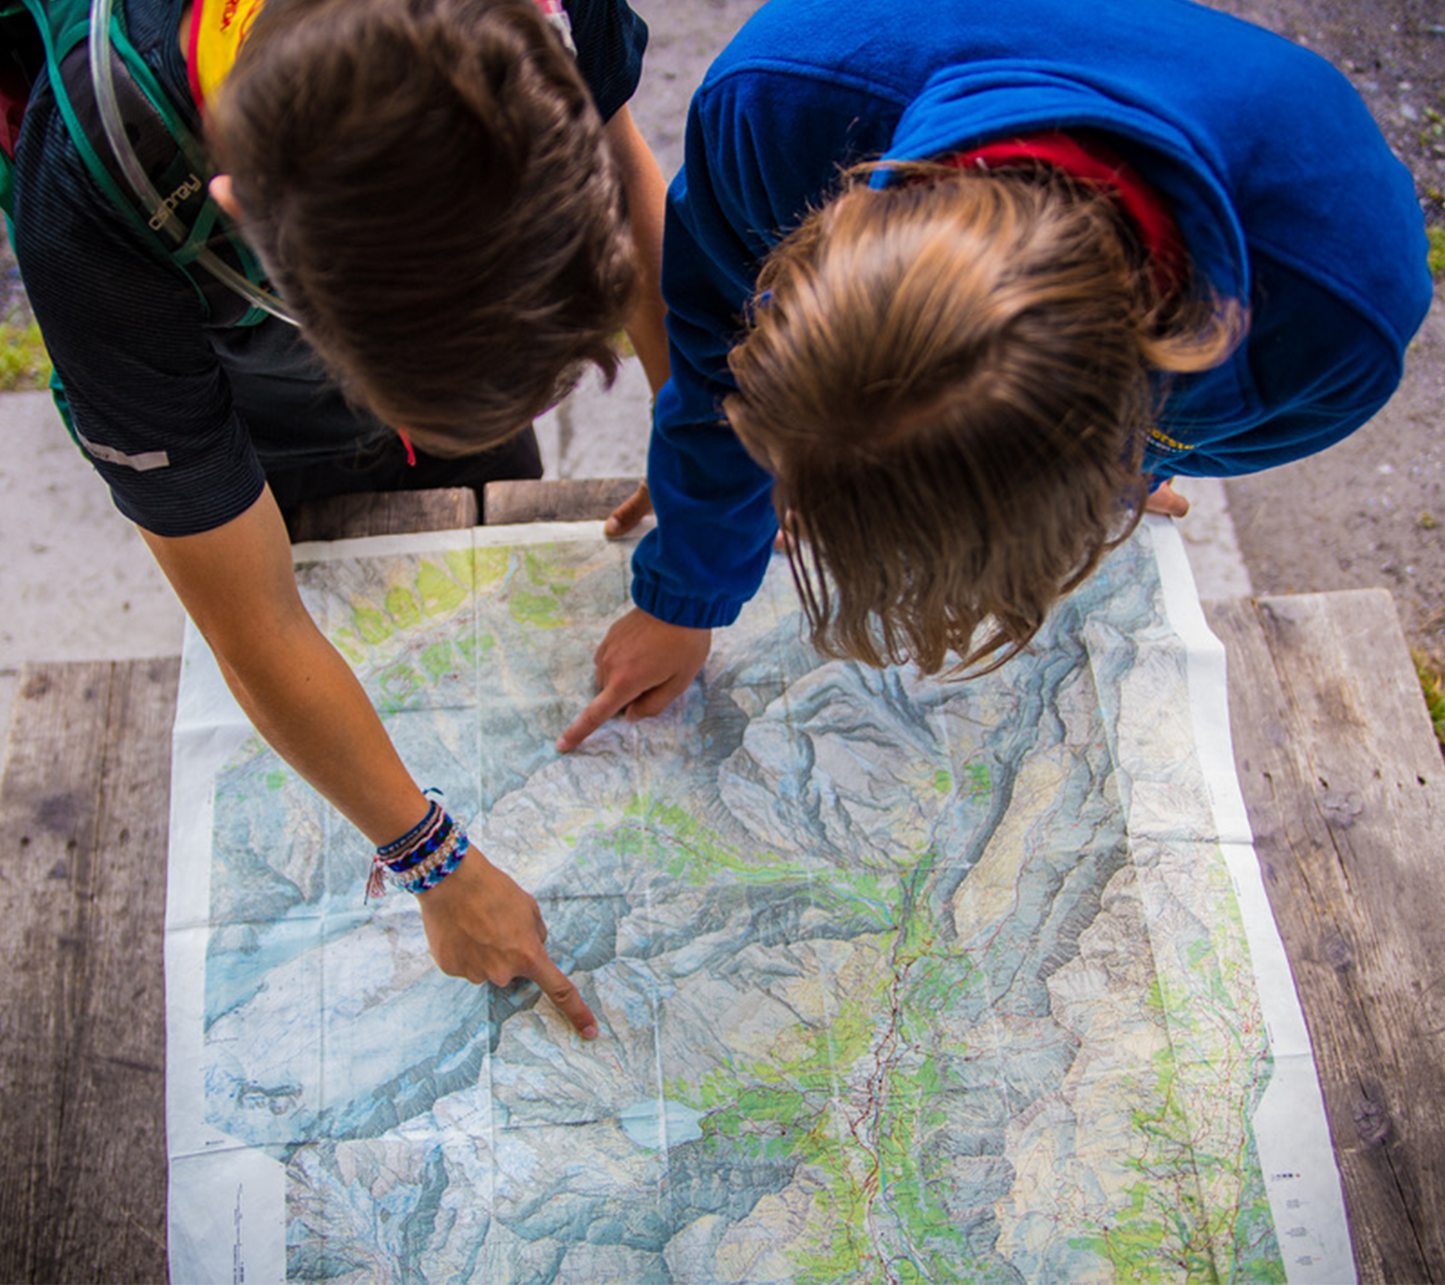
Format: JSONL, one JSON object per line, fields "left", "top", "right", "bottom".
{"left": 1415, "top": 651, "right": 1445, "bottom": 753}
{"left": 0, "top": 316, "right": 51, "bottom": 391}
{"left": 1428, "top": 224, "right": 1445, "bottom": 281}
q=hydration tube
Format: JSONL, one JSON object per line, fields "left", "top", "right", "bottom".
{"left": 88, "top": 0, "right": 296, "bottom": 324}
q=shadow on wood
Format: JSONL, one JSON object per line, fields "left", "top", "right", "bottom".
{"left": 286, "top": 487, "right": 478, "bottom": 543}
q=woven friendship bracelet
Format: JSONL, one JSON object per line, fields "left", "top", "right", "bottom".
{"left": 366, "top": 798, "right": 469, "bottom": 900}
{"left": 387, "top": 810, "right": 455, "bottom": 875}
{"left": 396, "top": 831, "right": 471, "bottom": 896}
{"left": 388, "top": 820, "right": 464, "bottom": 886}
{"left": 368, "top": 811, "right": 439, "bottom": 899}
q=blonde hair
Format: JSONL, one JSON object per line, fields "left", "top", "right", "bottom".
{"left": 725, "top": 162, "right": 1243, "bottom": 675}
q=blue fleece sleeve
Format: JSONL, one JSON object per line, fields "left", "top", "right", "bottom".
{"left": 626, "top": 82, "right": 784, "bottom": 629}
{"left": 628, "top": 65, "right": 902, "bottom": 627}
{"left": 1153, "top": 346, "right": 1403, "bottom": 478}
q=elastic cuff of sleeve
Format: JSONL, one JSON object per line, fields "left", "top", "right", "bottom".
{"left": 629, "top": 576, "right": 749, "bottom": 630}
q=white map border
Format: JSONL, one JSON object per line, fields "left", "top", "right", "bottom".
{"left": 1149, "top": 524, "right": 1350, "bottom": 1278}
{"left": 161, "top": 517, "right": 1352, "bottom": 1283}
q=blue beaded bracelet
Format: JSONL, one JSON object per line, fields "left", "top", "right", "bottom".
{"left": 376, "top": 799, "right": 442, "bottom": 859}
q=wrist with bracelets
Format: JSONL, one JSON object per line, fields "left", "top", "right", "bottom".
{"left": 366, "top": 796, "right": 470, "bottom": 900}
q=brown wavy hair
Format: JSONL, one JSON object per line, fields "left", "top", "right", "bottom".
{"left": 207, "top": 0, "right": 637, "bottom": 454}
{"left": 725, "top": 162, "right": 1244, "bottom": 675}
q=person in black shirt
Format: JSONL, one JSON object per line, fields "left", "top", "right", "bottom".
{"left": 12, "top": 0, "right": 669, "bottom": 1039}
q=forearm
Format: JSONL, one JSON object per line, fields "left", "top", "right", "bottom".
{"left": 140, "top": 492, "right": 598, "bottom": 1033}
{"left": 624, "top": 235, "right": 669, "bottom": 397}
{"left": 630, "top": 375, "right": 778, "bottom": 629}
{"left": 212, "top": 612, "right": 428, "bottom": 847}
{"left": 605, "top": 106, "right": 670, "bottom": 396}
{"left": 140, "top": 489, "right": 428, "bottom": 849}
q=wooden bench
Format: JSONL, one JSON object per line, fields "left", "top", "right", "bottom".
{"left": 1, "top": 482, "right": 1441, "bottom": 1281}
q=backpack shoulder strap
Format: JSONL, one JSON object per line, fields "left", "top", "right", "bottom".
{"left": 0, "top": 0, "right": 49, "bottom": 214}
{"left": 6, "top": 0, "right": 285, "bottom": 324}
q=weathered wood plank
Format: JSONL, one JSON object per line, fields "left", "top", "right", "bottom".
{"left": 286, "top": 486, "right": 478, "bottom": 543}
{"left": 484, "top": 476, "right": 641, "bottom": 525}
{"left": 0, "top": 659, "right": 178, "bottom": 1284}
{"left": 1204, "top": 591, "right": 1445, "bottom": 1284}
{"left": 0, "top": 664, "right": 108, "bottom": 1283}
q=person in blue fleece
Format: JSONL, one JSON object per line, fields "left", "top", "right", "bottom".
{"left": 562, "top": 0, "right": 1433, "bottom": 749}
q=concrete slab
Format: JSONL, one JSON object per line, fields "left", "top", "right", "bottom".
{"left": 1174, "top": 477, "right": 1255, "bottom": 601}
{"left": 534, "top": 354, "right": 651, "bottom": 482}
{"left": 0, "top": 392, "right": 186, "bottom": 745}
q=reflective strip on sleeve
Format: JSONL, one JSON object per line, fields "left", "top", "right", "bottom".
{"left": 75, "top": 429, "right": 171, "bottom": 472}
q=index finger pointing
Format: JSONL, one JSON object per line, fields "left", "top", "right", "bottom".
{"left": 556, "top": 680, "right": 637, "bottom": 753}
{"left": 529, "top": 954, "right": 599, "bottom": 1040}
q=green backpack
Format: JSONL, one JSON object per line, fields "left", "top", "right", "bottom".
{"left": 0, "top": 0, "right": 288, "bottom": 326}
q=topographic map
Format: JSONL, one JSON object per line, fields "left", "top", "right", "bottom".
{"left": 165, "top": 520, "right": 1350, "bottom": 1284}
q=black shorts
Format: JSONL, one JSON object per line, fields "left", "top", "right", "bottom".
{"left": 265, "top": 425, "right": 543, "bottom": 523}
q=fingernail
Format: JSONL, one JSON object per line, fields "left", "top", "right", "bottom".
{"left": 555, "top": 736, "right": 568, "bottom": 752}
{"left": 582, "top": 1024, "right": 599, "bottom": 1040}
{"left": 604, "top": 518, "right": 620, "bottom": 536}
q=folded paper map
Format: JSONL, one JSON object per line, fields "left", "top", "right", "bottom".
{"left": 165, "top": 519, "right": 1350, "bottom": 1283}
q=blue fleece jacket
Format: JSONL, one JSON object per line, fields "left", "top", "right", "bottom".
{"left": 630, "top": 0, "right": 1433, "bottom": 631}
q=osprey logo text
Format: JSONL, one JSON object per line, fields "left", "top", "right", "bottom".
{"left": 148, "top": 173, "right": 202, "bottom": 230}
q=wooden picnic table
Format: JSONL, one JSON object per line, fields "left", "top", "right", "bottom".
{"left": 0, "top": 480, "right": 1440, "bottom": 1283}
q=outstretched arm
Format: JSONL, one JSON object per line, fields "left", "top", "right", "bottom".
{"left": 605, "top": 105, "right": 669, "bottom": 397}
{"left": 141, "top": 487, "right": 597, "bottom": 1038}
{"left": 601, "top": 105, "right": 669, "bottom": 536}
{"left": 569, "top": 80, "right": 793, "bottom": 748}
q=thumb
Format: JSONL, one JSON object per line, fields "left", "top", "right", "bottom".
{"left": 604, "top": 482, "right": 652, "bottom": 537}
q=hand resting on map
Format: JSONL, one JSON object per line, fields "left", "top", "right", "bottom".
{"left": 556, "top": 607, "right": 712, "bottom": 751}
{"left": 417, "top": 849, "right": 599, "bottom": 1040}
{"left": 603, "top": 480, "right": 653, "bottom": 537}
